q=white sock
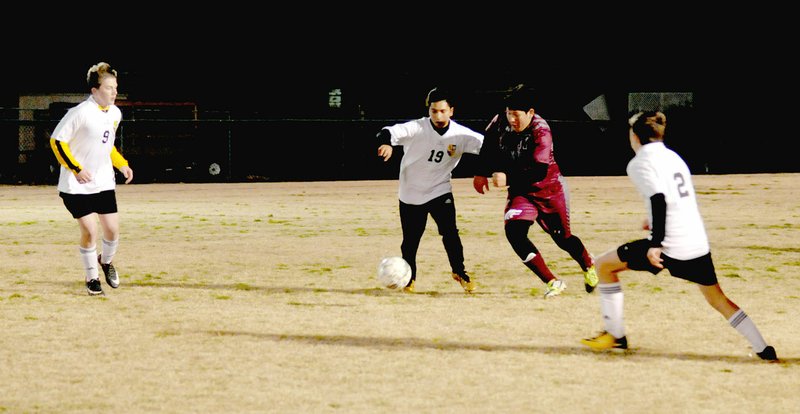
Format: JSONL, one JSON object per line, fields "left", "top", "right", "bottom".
{"left": 79, "top": 246, "right": 99, "bottom": 282}
{"left": 728, "top": 309, "right": 768, "bottom": 353}
{"left": 101, "top": 238, "right": 119, "bottom": 265}
{"left": 599, "top": 282, "right": 625, "bottom": 338}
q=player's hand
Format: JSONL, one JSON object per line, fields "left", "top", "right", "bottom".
{"left": 74, "top": 169, "right": 93, "bottom": 184}
{"left": 492, "top": 172, "right": 506, "bottom": 187}
{"left": 119, "top": 166, "right": 134, "bottom": 184}
{"left": 377, "top": 144, "right": 393, "bottom": 162}
{"left": 647, "top": 247, "right": 664, "bottom": 269}
{"left": 642, "top": 218, "right": 651, "bottom": 230}
{"left": 473, "top": 176, "right": 489, "bottom": 194}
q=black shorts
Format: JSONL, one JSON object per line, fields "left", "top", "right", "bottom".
{"left": 59, "top": 190, "right": 118, "bottom": 219}
{"left": 617, "top": 239, "right": 718, "bottom": 286}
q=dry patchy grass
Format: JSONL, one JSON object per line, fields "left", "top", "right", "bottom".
{"left": 1, "top": 174, "right": 798, "bottom": 413}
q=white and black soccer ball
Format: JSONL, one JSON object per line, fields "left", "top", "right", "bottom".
{"left": 377, "top": 256, "right": 412, "bottom": 289}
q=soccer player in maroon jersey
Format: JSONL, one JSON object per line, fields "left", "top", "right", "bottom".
{"left": 473, "top": 86, "right": 597, "bottom": 298}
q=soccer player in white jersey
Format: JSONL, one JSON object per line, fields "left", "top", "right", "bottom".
{"left": 580, "top": 111, "right": 778, "bottom": 361}
{"left": 50, "top": 62, "right": 134, "bottom": 296}
{"left": 377, "top": 87, "right": 484, "bottom": 293}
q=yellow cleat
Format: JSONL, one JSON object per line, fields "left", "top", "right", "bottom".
{"left": 402, "top": 280, "right": 416, "bottom": 293}
{"left": 580, "top": 331, "right": 628, "bottom": 350}
{"left": 452, "top": 272, "right": 476, "bottom": 293}
{"left": 544, "top": 279, "right": 566, "bottom": 298}
{"left": 584, "top": 265, "right": 598, "bottom": 293}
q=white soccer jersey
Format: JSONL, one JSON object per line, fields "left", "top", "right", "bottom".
{"left": 626, "top": 142, "right": 709, "bottom": 259}
{"left": 384, "top": 118, "right": 483, "bottom": 205}
{"left": 51, "top": 96, "right": 122, "bottom": 194}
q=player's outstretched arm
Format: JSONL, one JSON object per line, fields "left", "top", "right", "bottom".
{"left": 376, "top": 129, "right": 394, "bottom": 162}
{"left": 377, "top": 144, "right": 393, "bottom": 162}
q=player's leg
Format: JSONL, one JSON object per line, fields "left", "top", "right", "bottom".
{"left": 538, "top": 193, "right": 594, "bottom": 272}
{"left": 98, "top": 212, "right": 121, "bottom": 288}
{"left": 96, "top": 190, "right": 121, "bottom": 288}
{"left": 399, "top": 200, "right": 427, "bottom": 286}
{"left": 505, "top": 220, "right": 556, "bottom": 283}
{"left": 98, "top": 212, "right": 120, "bottom": 261}
{"left": 429, "top": 193, "right": 473, "bottom": 292}
{"left": 538, "top": 188, "right": 597, "bottom": 292}
{"left": 428, "top": 194, "right": 465, "bottom": 274}
{"left": 697, "top": 284, "right": 776, "bottom": 360}
{"left": 76, "top": 213, "right": 102, "bottom": 295}
{"left": 669, "top": 254, "right": 777, "bottom": 360}
{"left": 581, "top": 240, "right": 654, "bottom": 350}
{"left": 61, "top": 192, "right": 103, "bottom": 295}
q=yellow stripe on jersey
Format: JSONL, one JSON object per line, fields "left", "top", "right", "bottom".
{"left": 111, "top": 146, "right": 129, "bottom": 168}
{"left": 50, "top": 138, "right": 82, "bottom": 174}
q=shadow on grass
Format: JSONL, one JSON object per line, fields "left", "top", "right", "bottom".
{"left": 199, "top": 330, "right": 797, "bottom": 366}
{"left": 45, "top": 280, "right": 514, "bottom": 297}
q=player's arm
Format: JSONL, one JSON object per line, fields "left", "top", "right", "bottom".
{"left": 50, "top": 138, "right": 83, "bottom": 175}
{"left": 473, "top": 114, "right": 503, "bottom": 193}
{"left": 111, "top": 146, "right": 134, "bottom": 183}
{"left": 522, "top": 126, "right": 552, "bottom": 184}
{"left": 646, "top": 194, "right": 666, "bottom": 265}
{"left": 376, "top": 129, "right": 393, "bottom": 162}
{"left": 648, "top": 193, "right": 666, "bottom": 248}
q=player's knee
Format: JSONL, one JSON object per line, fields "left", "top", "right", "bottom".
{"left": 504, "top": 220, "right": 529, "bottom": 243}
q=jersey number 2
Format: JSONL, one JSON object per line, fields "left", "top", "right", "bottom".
{"left": 673, "top": 172, "right": 689, "bottom": 198}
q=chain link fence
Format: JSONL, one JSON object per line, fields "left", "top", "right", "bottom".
{"left": 1, "top": 91, "right": 795, "bottom": 184}
{"left": 628, "top": 92, "right": 694, "bottom": 113}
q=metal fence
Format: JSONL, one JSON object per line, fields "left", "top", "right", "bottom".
{"left": 2, "top": 94, "right": 794, "bottom": 185}
{"left": 1, "top": 113, "right": 622, "bottom": 184}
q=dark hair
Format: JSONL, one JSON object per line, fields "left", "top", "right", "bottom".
{"left": 629, "top": 111, "right": 667, "bottom": 143}
{"left": 425, "top": 87, "right": 453, "bottom": 107}
{"left": 504, "top": 86, "right": 535, "bottom": 112}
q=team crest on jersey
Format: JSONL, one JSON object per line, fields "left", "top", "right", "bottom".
{"left": 447, "top": 144, "right": 456, "bottom": 157}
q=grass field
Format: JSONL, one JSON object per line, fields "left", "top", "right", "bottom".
{"left": 1, "top": 174, "right": 798, "bottom": 413}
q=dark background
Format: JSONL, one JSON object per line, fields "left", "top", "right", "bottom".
{"left": 2, "top": 13, "right": 797, "bottom": 182}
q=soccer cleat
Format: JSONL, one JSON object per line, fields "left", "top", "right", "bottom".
{"left": 756, "top": 345, "right": 778, "bottom": 361}
{"left": 86, "top": 278, "right": 104, "bottom": 296}
{"left": 584, "top": 265, "right": 598, "bottom": 293}
{"left": 544, "top": 279, "right": 566, "bottom": 298}
{"left": 402, "top": 279, "right": 416, "bottom": 293}
{"left": 99, "top": 255, "right": 119, "bottom": 289}
{"left": 452, "top": 271, "right": 476, "bottom": 293}
{"left": 580, "top": 331, "right": 628, "bottom": 350}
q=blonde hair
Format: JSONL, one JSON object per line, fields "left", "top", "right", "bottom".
{"left": 86, "top": 62, "right": 118, "bottom": 89}
{"left": 629, "top": 111, "right": 666, "bottom": 142}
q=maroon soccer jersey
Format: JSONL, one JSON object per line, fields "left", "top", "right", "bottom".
{"left": 487, "top": 113, "right": 564, "bottom": 198}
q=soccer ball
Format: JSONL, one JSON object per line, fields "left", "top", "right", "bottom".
{"left": 377, "top": 256, "right": 412, "bottom": 289}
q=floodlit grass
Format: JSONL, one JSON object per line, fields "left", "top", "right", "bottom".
{"left": 0, "top": 175, "right": 798, "bottom": 413}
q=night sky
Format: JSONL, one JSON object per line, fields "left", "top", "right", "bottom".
{"left": 2, "top": 11, "right": 796, "bottom": 176}
{"left": 2, "top": 19, "right": 707, "bottom": 115}
{"left": 2, "top": 15, "right": 791, "bottom": 131}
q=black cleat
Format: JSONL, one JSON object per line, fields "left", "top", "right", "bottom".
{"left": 86, "top": 278, "right": 104, "bottom": 296}
{"left": 99, "top": 255, "right": 119, "bottom": 289}
{"left": 756, "top": 345, "right": 778, "bottom": 361}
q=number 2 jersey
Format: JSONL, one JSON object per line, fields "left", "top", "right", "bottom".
{"left": 626, "top": 141, "right": 710, "bottom": 260}
{"left": 382, "top": 118, "right": 483, "bottom": 205}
